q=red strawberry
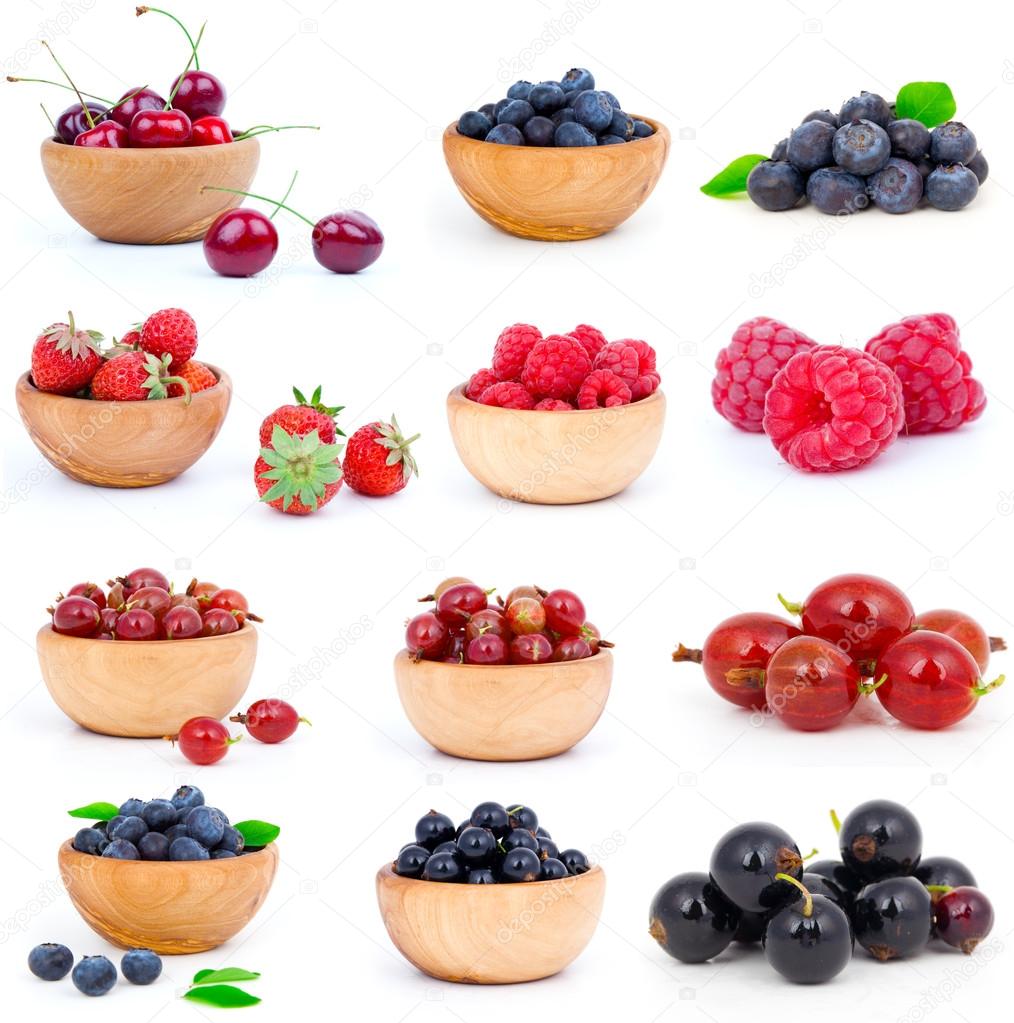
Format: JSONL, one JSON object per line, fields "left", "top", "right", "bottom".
{"left": 259, "top": 386, "right": 344, "bottom": 447}
{"left": 342, "top": 416, "right": 420, "bottom": 497}
{"left": 30, "top": 312, "right": 104, "bottom": 394}
{"left": 139, "top": 308, "right": 198, "bottom": 371}
{"left": 90, "top": 351, "right": 191, "bottom": 403}
{"left": 255, "top": 425, "right": 344, "bottom": 514}
{"left": 168, "top": 360, "right": 218, "bottom": 398}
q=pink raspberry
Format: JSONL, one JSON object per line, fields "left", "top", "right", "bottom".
{"left": 864, "top": 313, "right": 986, "bottom": 434}
{"left": 521, "top": 334, "right": 591, "bottom": 400}
{"left": 492, "top": 323, "right": 542, "bottom": 381}
{"left": 763, "top": 346, "right": 904, "bottom": 472}
{"left": 534, "top": 398, "right": 574, "bottom": 411}
{"left": 479, "top": 381, "right": 535, "bottom": 410}
{"left": 712, "top": 317, "right": 816, "bottom": 432}
{"left": 465, "top": 368, "right": 498, "bottom": 401}
{"left": 594, "top": 339, "right": 659, "bottom": 400}
{"left": 577, "top": 369, "right": 632, "bottom": 409}
{"left": 568, "top": 324, "right": 607, "bottom": 361}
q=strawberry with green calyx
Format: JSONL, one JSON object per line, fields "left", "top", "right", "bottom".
{"left": 255, "top": 425, "right": 343, "bottom": 515}
{"left": 258, "top": 385, "right": 345, "bottom": 447}
{"left": 90, "top": 351, "right": 192, "bottom": 403}
{"left": 30, "top": 312, "right": 104, "bottom": 394}
{"left": 341, "top": 415, "right": 420, "bottom": 497}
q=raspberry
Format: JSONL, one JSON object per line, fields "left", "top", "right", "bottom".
{"left": 763, "top": 346, "right": 904, "bottom": 472}
{"left": 479, "top": 381, "right": 535, "bottom": 410}
{"left": 492, "top": 323, "right": 542, "bottom": 381}
{"left": 864, "top": 313, "right": 986, "bottom": 433}
{"left": 577, "top": 369, "right": 632, "bottom": 409}
{"left": 712, "top": 317, "right": 816, "bottom": 432}
{"left": 521, "top": 334, "right": 591, "bottom": 400}
{"left": 465, "top": 368, "right": 498, "bottom": 401}
{"left": 593, "top": 339, "right": 659, "bottom": 399}
{"left": 568, "top": 324, "right": 607, "bottom": 361}
{"left": 534, "top": 398, "right": 574, "bottom": 411}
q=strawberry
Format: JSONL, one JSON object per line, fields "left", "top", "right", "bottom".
{"left": 90, "top": 351, "right": 191, "bottom": 403}
{"left": 168, "top": 360, "right": 218, "bottom": 398}
{"left": 341, "top": 416, "right": 419, "bottom": 497}
{"left": 255, "top": 425, "right": 343, "bottom": 515}
{"left": 259, "top": 386, "right": 344, "bottom": 447}
{"left": 30, "top": 312, "right": 104, "bottom": 394}
{"left": 139, "top": 308, "right": 197, "bottom": 371}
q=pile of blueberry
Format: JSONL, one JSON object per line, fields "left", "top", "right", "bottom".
{"left": 393, "top": 802, "right": 590, "bottom": 884}
{"left": 29, "top": 944, "right": 161, "bottom": 996}
{"left": 649, "top": 799, "right": 995, "bottom": 984}
{"left": 457, "top": 68, "right": 655, "bottom": 148}
{"left": 71, "top": 786, "right": 250, "bottom": 861}
{"left": 749, "top": 91, "right": 986, "bottom": 214}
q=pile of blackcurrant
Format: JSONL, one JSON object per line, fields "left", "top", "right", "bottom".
{"left": 392, "top": 802, "right": 590, "bottom": 884}
{"left": 649, "top": 799, "right": 995, "bottom": 984}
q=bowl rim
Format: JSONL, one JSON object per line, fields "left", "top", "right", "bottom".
{"left": 395, "top": 646, "right": 612, "bottom": 671}
{"left": 17, "top": 363, "right": 230, "bottom": 407}
{"left": 377, "top": 861, "right": 603, "bottom": 888}
{"left": 444, "top": 114, "right": 668, "bottom": 151}
{"left": 59, "top": 837, "right": 278, "bottom": 865}
{"left": 38, "top": 620, "right": 256, "bottom": 647}
{"left": 448, "top": 383, "right": 664, "bottom": 416}
{"left": 41, "top": 135, "right": 261, "bottom": 158}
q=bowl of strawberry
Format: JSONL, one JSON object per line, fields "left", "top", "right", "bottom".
{"left": 37, "top": 569, "right": 259, "bottom": 738}
{"left": 448, "top": 323, "right": 666, "bottom": 504}
{"left": 16, "top": 306, "right": 230, "bottom": 487}
{"left": 394, "top": 577, "right": 613, "bottom": 760}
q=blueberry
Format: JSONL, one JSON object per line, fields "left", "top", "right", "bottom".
{"left": 559, "top": 848, "right": 590, "bottom": 875}
{"left": 500, "top": 847, "right": 541, "bottom": 883}
{"left": 771, "top": 137, "right": 788, "bottom": 161}
{"left": 801, "top": 109, "right": 837, "bottom": 126}
{"left": 121, "top": 948, "right": 162, "bottom": 985}
{"left": 497, "top": 99, "right": 534, "bottom": 128}
{"left": 925, "top": 164, "right": 979, "bottom": 210}
{"left": 118, "top": 798, "right": 145, "bottom": 817}
{"left": 137, "top": 831, "right": 171, "bottom": 861}
{"left": 106, "top": 814, "right": 125, "bottom": 835}
{"left": 394, "top": 843, "right": 430, "bottom": 878}
{"left": 600, "top": 90, "right": 621, "bottom": 110}
{"left": 551, "top": 108, "right": 576, "bottom": 127}
{"left": 832, "top": 119, "right": 891, "bottom": 175}
{"left": 887, "top": 118, "right": 931, "bottom": 161}
{"left": 493, "top": 98, "right": 511, "bottom": 121}
{"left": 529, "top": 82, "right": 565, "bottom": 114}
{"left": 485, "top": 123, "right": 524, "bottom": 145}
{"left": 560, "top": 67, "right": 594, "bottom": 94}
{"left": 786, "top": 119, "right": 836, "bottom": 172}
{"left": 540, "top": 857, "right": 569, "bottom": 880}
{"left": 73, "top": 827, "right": 108, "bottom": 855}
{"left": 186, "top": 806, "right": 226, "bottom": 848}
{"left": 458, "top": 110, "right": 493, "bottom": 140}
{"left": 102, "top": 839, "right": 139, "bottom": 860}
{"left": 210, "top": 849, "right": 236, "bottom": 859}
{"left": 216, "top": 825, "right": 245, "bottom": 855}
{"left": 867, "top": 157, "right": 923, "bottom": 214}
{"left": 572, "top": 90, "right": 614, "bottom": 132}
{"left": 170, "top": 785, "right": 204, "bottom": 812}
{"left": 478, "top": 103, "right": 496, "bottom": 120}
{"left": 522, "top": 115, "right": 555, "bottom": 147}
{"left": 632, "top": 119, "right": 654, "bottom": 138}
{"left": 111, "top": 815, "right": 148, "bottom": 845}
{"left": 169, "top": 836, "right": 210, "bottom": 861}
{"left": 415, "top": 810, "right": 456, "bottom": 850}
{"left": 421, "top": 850, "right": 466, "bottom": 882}
{"left": 554, "top": 122, "right": 597, "bottom": 147}
{"left": 746, "top": 160, "right": 805, "bottom": 211}
{"left": 597, "top": 134, "right": 626, "bottom": 145}
{"left": 967, "top": 150, "right": 989, "bottom": 184}
{"left": 28, "top": 943, "right": 73, "bottom": 981}
{"left": 467, "top": 867, "right": 497, "bottom": 884}
{"left": 141, "top": 799, "right": 176, "bottom": 832}
{"left": 606, "top": 108, "right": 633, "bottom": 140}
{"left": 930, "top": 121, "right": 977, "bottom": 165}
{"left": 506, "top": 80, "right": 532, "bottom": 101}
{"left": 164, "top": 823, "right": 188, "bottom": 844}
{"left": 72, "top": 955, "right": 118, "bottom": 996}
{"left": 838, "top": 91, "right": 892, "bottom": 128}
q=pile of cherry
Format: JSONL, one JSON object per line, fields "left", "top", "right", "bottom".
{"left": 674, "top": 573, "right": 1005, "bottom": 731}
{"left": 405, "top": 577, "right": 610, "bottom": 665}
{"left": 649, "top": 799, "right": 995, "bottom": 984}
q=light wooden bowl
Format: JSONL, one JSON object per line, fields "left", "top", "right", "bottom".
{"left": 59, "top": 840, "right": 279, "bottom": 954}
{"left": 15, "top": 366, "right": 231, "bottom": 488}
{"left": 40, "top": 136, "right": 260, "bottom": 244}
{"left": 442, "top": 117, "right": 669, "bottom": 241}
{"left": 446, "top": 385, "right": 665, "bottom": 504}
{"left": 393, "top": 648, "right": 612, "bottom": 761}
{"left": 376, "top": 862, "right": 605, "bottom": 983}
{"left": 37, "top": 623, "right": 257, "bottom": 738}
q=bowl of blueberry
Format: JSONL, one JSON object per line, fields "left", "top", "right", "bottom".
{"left": 445, "top": 68, "right": 669, "bottom": 240}
{"left": 60, "top": 786, "right": 280, "bottom": 954}
{"left": 377, "top": 802, "right": 605, "bottom": 983}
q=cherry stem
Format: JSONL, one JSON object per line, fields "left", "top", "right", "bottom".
{"left": 671, "top": 643, "right": 703, "bottom": 664}
{"left": 829, "top": 808, "right": 842, "bottom": 834}
{"left": 165, "top": 20, "right": 205, "bottom": 108}
{"left": 234, "top": 124, "right": 321, "bottom": 141}
{"left": 8, "top": 76, "right": 113, "bottom": 104}
{"left": 40, "top": 103, "right": 56, "bottom": 133}
{"left": 973, "top": 674, "right": 1005, "bottom": 698}
{"left": 775, "top": 872, "right": 812, "bottom": 917}
{"left": 200, "top": 185, "right": 315, "bottom": 228}
{"left": 778, "top": 593, "right": 804, "bottom": 616}
{"left": 137, "top": 5, "right": 201, "bottom": 69}
{"left": 269, "top": 170, "right": 298, "bottom": 220}
{"left": 859, "top": 674, "right": 887, "bottom": 696}
{"left": 990, "top": 636, "right": 1007, "bottom": 652}
{"left": 41, "top": 42, "right": 93, "bottom": 129}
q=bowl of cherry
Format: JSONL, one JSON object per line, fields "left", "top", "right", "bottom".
{"left": 38, "top": 570, "right": 259, "bottom": 737}
{"left": 395, "top": 578, "right": 613, "bottom": 761}
{"left": 377, "top": 802, "right": 605, "bottom": 983}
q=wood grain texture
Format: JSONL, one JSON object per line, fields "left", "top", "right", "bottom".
{"left": 393, "top": 648, "right": 612, "bottom": 760}
{"left": 40, "top": 136, "right": 260, "bottom": 244}
{"left": 442, "top": 117, "right": 669, "bottom": 240}
{"left": 59, "top": 840, "right": 279, "bottom": 954}
{"left": 38, "top": 623, "right": 257, "bottom": 737}
{"left": 446, "top": 385, "right": 666, "bottom": 504}
{"left": 16, "top": 367, "right": 232, "bottom": 488}
{"left": 376, "top": 863, "right": 605, "bottom": 983}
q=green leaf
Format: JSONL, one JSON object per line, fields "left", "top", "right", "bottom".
{"left": 68, "top": 801, "right": 118, "bottom": 820}
{"left": 894, "top": 82, "right": 956, "bottom": 127}
{"left": 700, "top": 154, "right": 769, "bottom": 197}
{"left": 183, "top": 984, "right": 261, "bottom": 1008}
{"left": 192, "top": 968, "right": 261, "bottom": 986}
{"left": 193, "top": 969, "right": 214, "bottom": 984}
{"left": 234, "top": 820, "right": 280, "bottom": 847}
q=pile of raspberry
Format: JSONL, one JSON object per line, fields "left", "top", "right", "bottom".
{"left": 711, "top": 314, "right": 986, "bottom": 472}
{"left": 465, "top": 323, "right": 661, "bottom": 411}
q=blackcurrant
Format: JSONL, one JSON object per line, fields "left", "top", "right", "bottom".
{"left": 935, "top": 886, "right": 994, "bottom": 954}
{"left": 414, "top": 810, "right": 456, "bottom": 851}
{"left": 501, "top": 829, "right": 539, "bottom": 853}
{"left": 469, "top": 801, "right": 511, "bottom": 837}
{"left": 421, "top": 850, "right": 466, "bottom": 883}
{"left": 456, "top": 826, "right": 497, "bottom": 867}
{"left": 853, "top": 876, "right": 932, "bottom": 960}
{"left": 709, "top": 822, "right": 804, "bottom": 913}
{"left": 467, "top": 867, "right": 497, "bottom": 884}
{"left": 507, "top": 804, "right": 539, "bottom": 832}
{"left": 808, "top": 858, "right": 864, "bottom": 894}
{"left": 394, "top": 844, "right": 430, "bottom": 878}
{"left": 763, "top": 876, "right": 853, "bottom": 983}
{"left": 540, "top": 857, "right": 569, "bottom": 880}
{"left": 835, "top": 799, "right": 922, "bottom": 881}
{"left": 560, "top": 848, "right": 590, "bottom": 875}
{"left": 801, "top": 871, "right": 850, "bottom": 911}
{"left": 500, "top": 847, "right": 541, "bottom": 883}
{"left": 733, "top": 911, "right": 769, "bottom": 944}
{"left": 649, "top": 871, "right": 741, "bottom": 963}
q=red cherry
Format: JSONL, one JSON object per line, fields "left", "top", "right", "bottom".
{"left": 54, "top": 102, "right": 107, "bottom": 144}
{"left": 464, "top": 608, "right": 508, "bottom": 642}
{"left": 311, "top": 211, "right": 384, "bottom": 273}
{"left": 542, "top": 589, "right": 587, "bottom": 636}
{"left": 68, "top": 582, "right": 106, "bottom": 609}
{"left": 405, "top": 612, "right": 448, "bottom": 660}
{"left": 551, "top": 636, "right": 593, "bottom": 662}
{"left": 912, "top": 609, "right": 1004, "bottom": 675}
{"left": 207, "top": 588, "right": 261, "bottom": 624}
{"left": 115, "top": 608, "right": 160, "bottom": 641}
{"left": 118, "top": 567, "right": 170, "bottom": 598}
{"left": 51, "top": 595, "right": 101, "bottom": 637}
{"left": 935, "top": 887, "right": 994, "bottom": 954}
{"left": 169, "top": 69, "right": 226, "bottom": 120}
{"left": 201, "top": 608, "right": 240, "bottom": 637}
{"left": 435, "top": 582, "right": 488, "bottom": 626}
{"left": 466, "top": 633, "right": 509, "bottom": 665}
{"left": 74, "top": 121, "right": 129, "bottom": 148}
{"left": 162, "top": 604, "right": 202, "bottom": 640}
{"left": 173, "top": 716, "right": 239, "bottom": 765}
{"left": 107, "top": 86, "right": 165, "bottom": 128}
{"left": 190, "top": 115, "right": 233, "bottom": 146}
{"left": 203, "top": 209, "right": 278, "bottom": 277}
{"left": 510, "top": 633, "right": 553, "bottom": 664}
{"left": 129, "top": 107, "right": 191, "bottom": 147}
{"left": 504, "top": 596, "right": 546, "bottom": 635}
{"left": 127, "top": 585, "right": 171, "bottom": 619}
{"left": 230, "top": 698, "right": 308, "bottom": 743}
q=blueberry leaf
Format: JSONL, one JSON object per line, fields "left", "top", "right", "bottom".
{"left": 895, "top": 82, "right": 956, "bottom": 127}
{"left": 700, "top": 154, "right": 769, "bottom": 197}
{"left": 234, "top": 820, "right": 280, "bottom": 848}
{"left": 68, "top": 801, "right": 118, "bottom": 820}
{"left": 192, "top": 969, "right": 214, "bottom": 984}
{"left": 183, "top": 984, "right": 261, "bottom": 1008}
{"left": 192, "top": 968, "right": 261, "bottom": 986}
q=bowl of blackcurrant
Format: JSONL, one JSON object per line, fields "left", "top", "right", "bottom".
{"left": 38, "top": 568, "right": 258, "bottom": 738}
{"left": 395, "top": 578, "right": 613, "bottom": 761}
{"left": 648, "top": 798, "right": 995, "bottom": 984}
{"left": 377, "top": 802, "right": 606, "bottom": 984}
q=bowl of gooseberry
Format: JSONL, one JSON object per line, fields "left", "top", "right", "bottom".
{"left": 38, "top": 570, "right": 258, "bottom": 737}
{"left": 394, "top": 578, "right": 613, "bottom": 761}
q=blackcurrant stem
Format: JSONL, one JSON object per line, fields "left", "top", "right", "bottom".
{"left": 775, "top": 872, "right": 813, "bottom": 917}
{"left": 802, "top": 847, "right": 820, "bottom": 861}
{"left": 859, "top": 674, "right": 887, "bottom": 696}
{"left": 973, "top": 674, "right": 1005, "bottom": 698}
{"left": 268, "top": 170, "right": 299, "bottom": 220}
{"left": 200, "top": 185, "right": 316, "bottom": 227}
{"left": 137, "top": 6, "right": 202, "bottom": 69}
{"left": 671, "top": 644, "right": 703, "bottom": 664}
{"left": 926, "top": 884, "right": 953, "bottom": 894}
{"left": 777, "top": 593, "right": 804, "bottom": 616}
{"left": 41, "top": 42, "right": 94, "bottom": 129}
{"left": 165, "top": 20, "right": 206, "bottom": 108}
{"left": 830, "top": 809, "right": 842, "bottom": 834}
{"left": 8, "top": 76, "right": 114, "bottom": 104}
{"left": 990, "top": 636, "right": 1007, "bottom": 652}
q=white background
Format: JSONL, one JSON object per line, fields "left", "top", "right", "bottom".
{"left": 1, "top": 0, "right": 1013, "bottom": 1019}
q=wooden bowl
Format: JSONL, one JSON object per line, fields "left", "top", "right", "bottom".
{"left": 59, "top": 840, "right": 279, "bottom": 954}
{"left": 446, "top": 385, "right": 665, "bottom": 504}
{"left": 376, "top": 863, "right": 605, "bottom": 983}
{"left": 393, "top": 648, "right": 612, "bottom": 761}
{"left": 40, "top": 136, "right": 260, "bottom": 244}
{"left": 442, "top": 117, "right": 669, "bottom": 241}
{"left": 15, "top": 366, "right": 231, "bottom": 488}
{"left": 37, "top": 623, "right": 257, "bottom": 738}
